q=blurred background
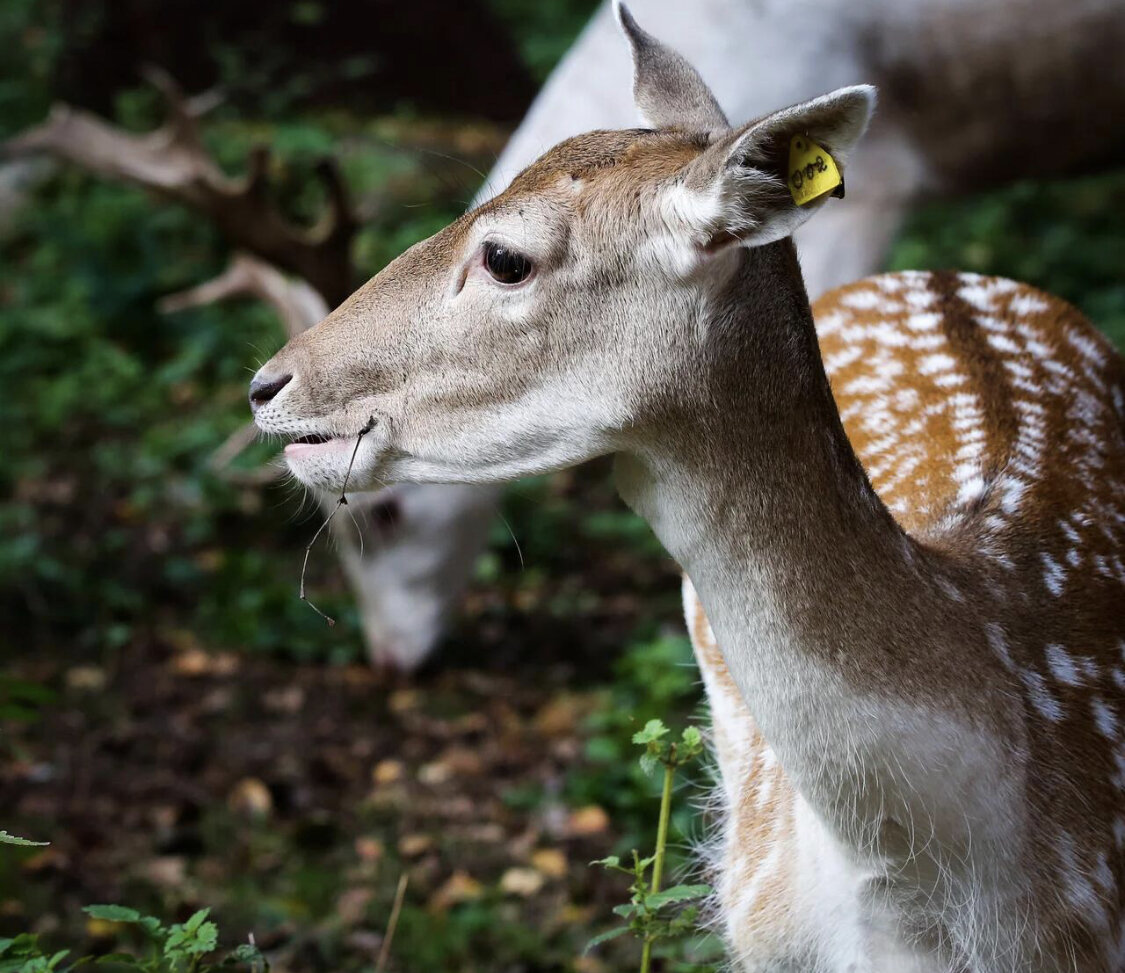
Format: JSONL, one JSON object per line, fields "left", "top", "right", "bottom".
{"left": 1, "top": 1, "right": 1123, "bottom": 971}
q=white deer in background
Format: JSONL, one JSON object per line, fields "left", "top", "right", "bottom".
{"left": 250, "top": 5, "right": 1125, "bottom": 968}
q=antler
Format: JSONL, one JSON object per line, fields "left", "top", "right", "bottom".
{"left": 1, "top": 68, "right": 357, "bottom": 307}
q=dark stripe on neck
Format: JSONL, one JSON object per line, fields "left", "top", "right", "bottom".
{"left": 929, "top": 270, "right": 1020, "bottom": 484}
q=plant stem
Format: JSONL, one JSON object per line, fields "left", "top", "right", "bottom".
{"left": 640, "top": 761, "right": 676, "bottom": 973}
{"left": 651, "top": 762, "right": 675, "bottom": 894}
{"left": 375, "top": 873, "right": 409, "bottom": 973}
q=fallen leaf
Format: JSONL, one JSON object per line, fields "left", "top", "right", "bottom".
{"left": 388, "top": 689, "right": 420, "bottom": 714}
{"left": 398, "top": 833, "right": 434, "bottom": 858}
{"left": 143, "top": 855, "right": 187, "bottom": 887}
{"left": 65, "top": 665, "right": 107, "bottom": 692}
{"left": 453, "top": 712, "right": 489, "bottom": 735}
{"left": 566, "top": 805, "right": 610, "bottom": 837}
{"left": 355, "top": 836, "right": 384, "bottom": 863}
{"left": 462, "top": 823, "right": 505, "bottom": 844}
{"left": 429, "top": 870, "right": 483, "bottom": 911}
{"left": 337, "top": 887, "right": 375, "bottom": 925}
{"left": 553, "top": 903, "right": 596, "bottom": 926}
{"left": 417, "top": 760, "right": 452, "bottom": 786}
{"left": 170, "top": 648, "right": 211, "bottom": 677}
{"left": 499, "top": 867, "right": 544, "bottom": 897}
{"left": 372, "top": 760, "right": 405, "bottom": 786}
{"left": 170, "top": 649, "right": 240, "bottom": 677}
{"left": 440, "top": 746, "right": 484, "bottom": 776}
{"left": 533, "top": 694, "right": 583, "bottom": 737}
{"left": 345, "top": 929, "right": 383, "bottom": 952}
{"left": 263, "top": 686, "right": 305, "bottom": 714}
{"left": 228, "top": 777, "right": 273, "bottom": 818}
{"left": 530, "top": 848, "right": 568, "bottom": 879}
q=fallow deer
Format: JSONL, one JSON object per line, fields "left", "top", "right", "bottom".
{"left": 250, "top": 5, "right": 1125, "bottom": 968}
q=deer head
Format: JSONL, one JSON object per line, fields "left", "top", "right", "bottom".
{"left": 251, "top": 4, "right": 874, "bottom": 494}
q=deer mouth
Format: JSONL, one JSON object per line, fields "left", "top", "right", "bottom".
{"left": 283, "top": 432, "right": 350, "bottom": 456}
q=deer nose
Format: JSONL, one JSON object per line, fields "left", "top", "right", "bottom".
{"left": 249, "top": 372, "right": 292, "bottom": 412}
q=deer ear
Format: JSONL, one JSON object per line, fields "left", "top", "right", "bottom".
{"left": 616, "top": 2, "right": 728, "bottom": 131}
{"left": 683, "top": 85, "right": 876, "bottom": 251}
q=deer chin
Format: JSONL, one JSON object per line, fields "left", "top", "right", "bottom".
{"left": 282, "top": 430, "right": 385, "bottom": 492}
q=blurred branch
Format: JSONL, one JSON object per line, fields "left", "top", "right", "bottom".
{"left": 161, "top": 252, "right": 330, "bottom": 482}
{"left": 1, "top": 67, "right": 357, "bottom": 307}
{"left": 159, "top": 251, "right": 328, "bottom": 338}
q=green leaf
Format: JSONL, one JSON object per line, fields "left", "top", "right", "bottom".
{"left": 646, "top": 884, "right": 713, "bottom": 910}
{"left": 631, "top": 719, "right": 669, "bottom": 745}
{"left": 221, "top": 942, "right": 267, "bottom": 966}
{"left": 83, "top": 906, "right": 163, "bottom": 943}
{"left": 0, "top": 830, "right": 48, "bottom": 847}
{"left": 680, "top": 725, "right": 702, "bottom": 750}
{"left": 83, "top": 906, "right": 142, "bottom": 923}
{"left": 611, "top": 903, "right": 639, "bottom": 919}
{"left": 638, "top": 752, "right": 660, "bottom": 777}
{"left": 94, "top": 952, "right": 142, "bottom": 965}
{"left": 583, "top": 926, "right": 629, "bottom": 953}
{"left": 590, "top": 855, "right": 633, "bottom": 875}
{"left": 164, "top": 911, "right": 217, "bottom": 959}
{"left": 183, "top": 909, "right": 210, "bottom": 934}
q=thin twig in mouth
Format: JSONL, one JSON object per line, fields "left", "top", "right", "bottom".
{"left": 299, "top": 416, "right": 378, "bottom": 626}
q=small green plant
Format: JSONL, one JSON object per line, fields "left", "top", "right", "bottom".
{"left": 0, "top": 905, "right": 267, "bottom": 973}
{"left": 589, "top": 719, "right": 712, "bottom": 972}
{"left": 0, "top": 832, "right": 48, "bottom": 848}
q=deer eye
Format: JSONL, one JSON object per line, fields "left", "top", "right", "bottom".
{"left": 483, "top": 241, "right": 533, "bottom": 285}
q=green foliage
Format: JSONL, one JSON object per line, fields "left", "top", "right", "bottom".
{"left": 0, "top": 110, "right": 468, "bottom": 663}
{"left": 590, "top": 720, "right": 715, "bottom": 972}
{"left": 0, "top": 166, "right": 357, "bottom": 659}
{"left": 0, "top": 0, "right": 64, "bottom": 137}
{"left": 486, "top": 0, "right": 601, "bottom": 82}
{"left": 0, "top": 906, "right": 266, "bottom": 972}
{"left": 0, "top": 832, "right": 48, "bottom": 848}
{"left": 0, "top": 678, "right": 56, "bottom": 725}
{"left": 570, "top": 635, "right": 705, "bottom": 848}
{"left": 889, "top": 172, "right": 1125, "bottom": 352}
{"left": 633, "top": 720, "right": 704, "bottom": 778}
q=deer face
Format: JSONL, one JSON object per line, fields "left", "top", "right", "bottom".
{"left": 250, "top": 5, "right": 873, "bottom": 494}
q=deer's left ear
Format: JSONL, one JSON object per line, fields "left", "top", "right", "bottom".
{"left": 680, "top": 86, "right": 876, "bottom": 252}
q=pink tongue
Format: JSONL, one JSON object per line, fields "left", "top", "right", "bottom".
{"left": 285, "top": 438, "right": 347, "bottom": 455}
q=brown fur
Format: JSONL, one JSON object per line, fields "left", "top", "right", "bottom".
{"left": 689, "top": 270, "right": 1125, "bottom": 966}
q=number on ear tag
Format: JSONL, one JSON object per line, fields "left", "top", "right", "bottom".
{"left": 788, "top": 135, "right": 842, "bottom": 206}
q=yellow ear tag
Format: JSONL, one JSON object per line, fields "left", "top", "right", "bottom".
{"left": 788, "top": 135, "right": 842, "bottom": 206}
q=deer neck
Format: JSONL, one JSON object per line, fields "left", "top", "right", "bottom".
{"left": 615, "top": 240, "right": 956, "bottom": 786}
